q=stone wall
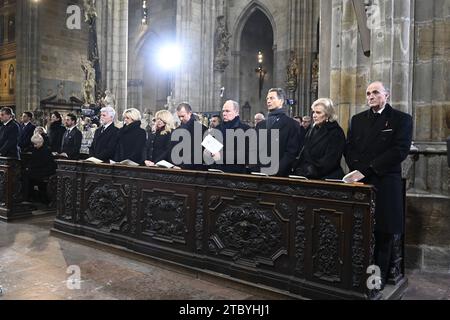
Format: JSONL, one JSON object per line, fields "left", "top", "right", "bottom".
{"left": 319, "top": 0, "right": 450, "bottom": 273}
{"left": 39, "top": 0, "right": 89, "bottom": 106}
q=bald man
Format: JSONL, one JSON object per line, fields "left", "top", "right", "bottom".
{"left": 209, "top": 100, "right": 251, "bottom": 174}
{"left": 345, "top": 81, "right": 412, "bottom": 290}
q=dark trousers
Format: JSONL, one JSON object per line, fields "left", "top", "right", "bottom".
{"left": 374, "top": 232, "right": 401, "bottom": 288}
{"left": 23, "top": 174, "right": 50, "bottom": 204}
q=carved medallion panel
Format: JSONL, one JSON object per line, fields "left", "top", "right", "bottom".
{"left": 208, "top": 196, "right": 288, "bottom": 267}
{"left": 141, "top": 190, "right": 188, "bottom": 245}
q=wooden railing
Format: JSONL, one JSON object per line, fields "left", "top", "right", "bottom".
{"left": 51, "top": 160, "right": 409, "bottom": 299}
{"left": 0, "top": 157, "right": 34, "bottom": 221}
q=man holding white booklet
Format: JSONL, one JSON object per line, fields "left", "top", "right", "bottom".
{"left": 203, "top": 100, "right": 250, "bottom": 174}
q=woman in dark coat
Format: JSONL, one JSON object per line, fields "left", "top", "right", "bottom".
{"left": 24, "top": 134, "right": 57, "bottom": 203}
{"left": 114, "top": 108, "right": 147, "bottom": 165}
{"left": 47, "top": 111, "right": 66, "bottom": 153}
{"left": 34, "top": 126, "right": 50, "bottom": 148}
{"left": 294, "top": 98, "right": 346, "bottom": 180}
{"left": 144, "top": 110, "right": 174, "bottom": 166}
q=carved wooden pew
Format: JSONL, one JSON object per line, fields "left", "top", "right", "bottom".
{"left": 0, "top": 157, "right": 34, "bottom": 221}
{"left": 52, "top": 160, "right": 408, "bottom": 300}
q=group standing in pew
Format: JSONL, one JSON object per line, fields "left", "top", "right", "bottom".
{"left": 0, "top": 81, "right": 412, "bottom": 291}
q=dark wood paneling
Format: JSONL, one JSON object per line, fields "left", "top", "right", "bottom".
{"left": 52, "top": 160, "right": 407, "bottom": 300}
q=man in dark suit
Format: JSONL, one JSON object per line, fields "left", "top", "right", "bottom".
{"left": 345, "top": 81, "right": 413, "bottom": 290}
{"left": 0, "top": 107, "right": 21, "bottom": 159}
{"left": 59, "top": 113, "right": 82, "bottom": 160}
{"left": 206, "top": 100, "right": 251, "bottom": 174}
{"left": 89, "top": 106, "right": 119, "bottom": 162}
{"left": 171, "top": 103, "right": 208, "bottom": 170}
{"left": 18, "top": 111, "right": 36, "bottom": 153}
{"left": 255, "top": 88, "right": 300, "bottom": 176}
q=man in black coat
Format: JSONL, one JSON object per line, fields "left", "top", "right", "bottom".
{"left": 345, "top": 81, "right": 413, "bottom": 289}
{"left": 18, "top": 112, "right": 36, "bottom": 153}
{"left": 171, "top": 103, "right": 208, "bottom": 171}
{"left": 255, "top": 88, "right": 300, "bottom": 176}
{"left": 60, "top": 113, "right": 82, "bottom": 160}
{"left": 89, "top": 106, "right": 119, "bottom": 162}
{"left": 207, "top": 100, "right": 251, "bottom": 174}
{"left": 0, "top": 107, "right": 21, "bottom": 159}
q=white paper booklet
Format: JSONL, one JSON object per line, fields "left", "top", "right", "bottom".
{"left": 289, "top": 175, "right": 309, "bottom": 180}
{"left": 325, "top": 170, "right": 365, "bottom": 184}
{"left": 155, "top": 160, "right": 175, "bottom": 168}
{"left": 110, "top": 159, "right": 139, "bottom": 166}
{"left": 85, "top": 157, "right": 103, "bottom": 164}
{"left": 342, "top": 170, "right": 365, "bottom": 183}
{"left": 201, "top": 134, "right": 223, "bottom": 155}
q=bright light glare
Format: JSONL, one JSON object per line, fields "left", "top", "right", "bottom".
{"left": 158, "top": 45, "right": 182, "bottom": 71}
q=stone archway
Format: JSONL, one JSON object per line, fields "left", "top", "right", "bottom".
{"left": 231, "top": 2, "right": 276, "bottom": 121}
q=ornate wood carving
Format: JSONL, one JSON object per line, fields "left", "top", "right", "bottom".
{"left": 52, "top": 161, "right": 406, "bottom": 300}
{"left": 313, "top": 209, "right": 344, "bottom": 283}
{"left": 141, "top": 192, "right": 188, "bottom": 243}
{"left": 195, "top": 193, "right": 204, "bottom": 251}
{"left": 215, "top": 203, "right": 283, "bottom": 263}
{"left": 58, "top": 176, "right": 75, "bottom": 221}
{"left": 0, "top": 171, "right": 6, "bottom": 205}
{"left": 295, "top": 206, "right": 306, "bottom": 275}
{"left": 85, "top": 185, "right": 126, "bottom": 230}
{"left": 352, "top": 209, "right": 365, "bottom": 287}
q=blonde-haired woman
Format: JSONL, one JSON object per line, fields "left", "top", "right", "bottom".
{"left": 293, "top": 98, "right": 346, "bottom": 179}
{"left": 144, "top": 110, "right": 175, "bottom": 167}
{"left": 114, "top": 108, "right": 147, "bottom": 164}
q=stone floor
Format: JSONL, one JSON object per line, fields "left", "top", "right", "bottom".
{"left": 1, "top": 214, "right": 449, "bottom": 300}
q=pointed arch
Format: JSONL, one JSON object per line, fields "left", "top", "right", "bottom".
{"left": 232, "top": 1, "right": 277, "bottom": 51}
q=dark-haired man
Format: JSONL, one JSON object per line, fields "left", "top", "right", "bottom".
{"left": 171, "top": 103, "right": 207, "bottom": 170}
{"left": 255, "top": 88, "right": 300, "bottom": 176}
{"left": 59, "top": 113, "right": 82, "bottom": 160}
{"left": 19, "top": 111, "right": 36, "bottom": 152}
{"left": 0, "top": 107, "right": 20, "bottom": 159}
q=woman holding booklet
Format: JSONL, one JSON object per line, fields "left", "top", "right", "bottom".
{"left": 144, "top": 110, "right": 175, "bottom": 167}
{"left": 293, "top": 98, "right": 346, "bottom": 180}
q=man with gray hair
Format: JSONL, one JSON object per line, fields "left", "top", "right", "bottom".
{"left": 254, "top": 113, "right": 265, "bottom": 127}
{"left": 89, "top": 106, "right": 119, "bottom": 162}
{"left": 208, "top": 100, "right": 251, "bottom": 174}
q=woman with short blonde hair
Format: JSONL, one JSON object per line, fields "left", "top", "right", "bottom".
{"left": 293, "top": 98, "right": 346, "bottom": 179}
{"left": 311, "top": 98, "right": 338, "bottom": 124}
{"left": 123, "top": 108, "right": 142, "bottom": 122}
{"left": 114, "top": 108, "right": 147, "bottom": 164}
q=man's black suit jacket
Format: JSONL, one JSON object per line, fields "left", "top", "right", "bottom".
{"left": 61, "top": 127, "right": 82, "bottom": 160}
{"left": 345, "top": 104, "right": 413, "bottom": 234}
{"left": 89, "top": 124, "right": 119, "bottom": 162}
{"left": 255, "top": 112, "right": 300, "bottom": 176}
{"left": 19, "top": 122, "right": 36, "bottom": 152}
{"left": 0, "top": 120, "right": 20, "bottom": 158}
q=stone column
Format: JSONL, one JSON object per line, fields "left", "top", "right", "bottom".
{"left": 15, "top": 0, "right": 40, "bottom": 113}
{"left": 175, "top": 0, "right": 216, "bottom": 112}
{"left": 97, "top": 0, "right": 129, "bottom": 117}
{"left": 320, "top": 0, "right": 415, "bottom": 135}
